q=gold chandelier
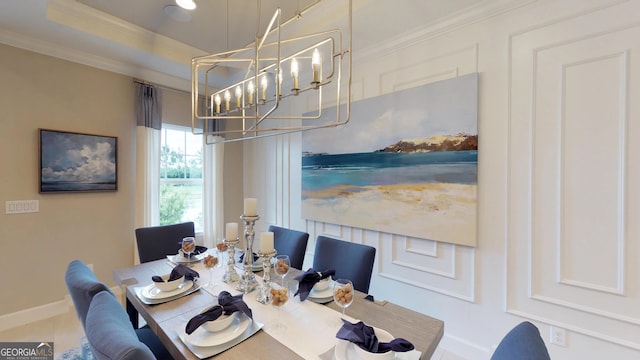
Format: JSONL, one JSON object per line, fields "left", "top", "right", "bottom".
{"left": 191, "top": 0, "right": 352, "bottom": 143}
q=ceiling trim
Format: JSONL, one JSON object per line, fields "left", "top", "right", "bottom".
{"left": 46, "top": 0, "right": 206, "bottom": 65}
{"left": 355, "top": 0, "right": 537, "bottom": 61}
{"left": 0, "top": 27, "right": 192, "bottom": 92}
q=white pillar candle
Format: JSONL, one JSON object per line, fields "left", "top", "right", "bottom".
{"left": 244, "top": 198, "right": 257, "bottom": 216}
{"left": 260, "top": 231, "right": 274, "bottom": 253}
{"left": 225, "top": 222, "right": 238, "bottom": 240}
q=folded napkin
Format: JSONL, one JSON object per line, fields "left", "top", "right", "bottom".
{"left": 293, "top": 268, "right": 335, "bottom": 301}
{"left": 178, "top": 245, "right": 208, "bottom": 259}
{"left": 336, "top": 319, "right": 414, "bottom": 353}
{"left": 185, "top": 291, "right": 253, "bottom": 334}
{"left": 238, "top": 251, "right": 259, "bottom": 263}
{"left": 152, "top": 264, "right": 199, "bottom": 283}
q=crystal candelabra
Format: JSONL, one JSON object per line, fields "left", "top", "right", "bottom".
{"left": 222, "top": 237, "right": 240, "bottom": 283}
{"left": 236, "top": 214, "right": 260, "bottom": 293}
{"left": 256, "top": 249, "right": 277, "bottom": 304}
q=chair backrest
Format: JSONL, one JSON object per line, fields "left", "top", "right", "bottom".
{"left": 65, "top": 260, "right": 112, "bottom": 329}
{"left": 135, "top": 222, "right": 195, "bottom": 263}
{"left": 85, "top": 291, "right": 157, "bottom": 360}
{"left": 312, "top": 235, "right": 376, "bottom": 293}
{"left": 268, "top": 225, "right": 309, "bottom": 270}
{"left": 490, "top": 321, "right": 551, "bottom": 360}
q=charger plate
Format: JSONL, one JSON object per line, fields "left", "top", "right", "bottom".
{"left": 176, "top": 315, "right": 264, "bottom": 359}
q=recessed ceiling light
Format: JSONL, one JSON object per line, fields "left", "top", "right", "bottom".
{"left": 164, "top": 5, "right": 192, "bottom": 22}
{"left": 175, "top": 0, "right": 197, "bottom": 11}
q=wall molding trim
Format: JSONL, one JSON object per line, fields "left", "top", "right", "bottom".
{"left": 0, "top": 286, "right": 122, "bottom": 333}
{"left": 507, "top": 309, "right": 640, "bottom": 351}
{"left": 379, "top": 271, "right": 475, "bottom": 303}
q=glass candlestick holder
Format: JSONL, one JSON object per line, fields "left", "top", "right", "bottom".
{"left": 236, "top": 214, "right": 260, "bottom": 293}
{"left": 256, "top": 249, "right": 277, "bottom": 304}
{"left": 222, "top": 237, "right": 240, "bottom": 283}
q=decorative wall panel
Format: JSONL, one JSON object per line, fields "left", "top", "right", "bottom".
{"left": 509, "top": 0, "right": 640, "bottom": 349}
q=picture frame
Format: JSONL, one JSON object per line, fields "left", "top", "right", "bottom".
{"left": 39, "top": 129, "right": 117, "bottom": 193}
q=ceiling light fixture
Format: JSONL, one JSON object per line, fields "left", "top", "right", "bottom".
{"left": 176, "top": 0, "right": 196, "bottom": 11}
{"left": 191, "top": 0, "right": 352, "bottom": 143}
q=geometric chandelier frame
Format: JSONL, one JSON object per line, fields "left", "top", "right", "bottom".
{"left": 191, "top": 0, "right": 352, "bottom": 143}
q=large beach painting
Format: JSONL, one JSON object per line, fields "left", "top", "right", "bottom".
{"left": 301, "top": 73, "right": 478, "bottom": 246}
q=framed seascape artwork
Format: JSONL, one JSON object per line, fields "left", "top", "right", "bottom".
{"left": 302, "top": 73, "right": 478, "bottom": 246}
{"left": 39, "top": 129, "right": 118, "bottom": 193}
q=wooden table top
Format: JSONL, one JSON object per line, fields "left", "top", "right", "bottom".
{"left": 113, "top": 259, "right": 443, "bottom": 359}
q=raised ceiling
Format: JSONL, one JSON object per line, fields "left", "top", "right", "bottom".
{"left": 0, "top": 0, "right": 484, "bottom": 89}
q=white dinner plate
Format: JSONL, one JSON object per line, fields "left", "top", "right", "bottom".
{"left": 141, "top": 280, "right": 193, "bottom": 300}
{"left": 233, "top": 252, "right": 264, "bottom": 271}
{"left": 335, "top": 340, "right": 396, "bottom": 360}
{"left": 308, "top": 283, "right": 334, "bottom": 299}
{"left": 334, "top": 327, "right": 396, "bottom": 360}
{"left": 180, "top": 313, "right": 251, "bottom": 347}
{"left": 333, "top": 326, "right": 422, "bottom": 360}
{"left": 167, "top": 252, "right": 207, "bottom": 263}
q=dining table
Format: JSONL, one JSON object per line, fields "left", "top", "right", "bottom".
{"left": 112, "top": 251, "right": 444, "bottom": 360}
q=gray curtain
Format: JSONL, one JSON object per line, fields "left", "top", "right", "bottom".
{"left": 134, "top": 82, "right": 162, "bottom": 262}
{"left": 135, "top": 83, "right": 162, "bottom": 129}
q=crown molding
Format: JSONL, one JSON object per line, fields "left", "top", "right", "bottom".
{"left": 46, "top": 0, "right": 206, "bottom": 65}
{"left": 355, "top": 0, "right": 536, "bottom": 61}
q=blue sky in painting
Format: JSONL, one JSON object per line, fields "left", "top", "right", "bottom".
{"left": 302, "top": 73, "right": 478, "bottom": 155}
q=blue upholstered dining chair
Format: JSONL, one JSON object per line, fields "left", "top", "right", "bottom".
{"left": 65, "top": 260, "right": 113, "bottom": 329}
{"left": 85, "top": 291, "right": 157, "bottom": 360}
{"left": 135, "top": 221, "right": 195, "bottom": 263}
{"left": 65, "top": 260, "right": 171, "bottom": 360}
{"left": 268, "top": 225, "right": 309, "bottom": 270}
{"left": 312, "top": 235, "right": 376, "bottom": 293}
{"left": 490, "top": 321, "right": 551, "bottom": 360}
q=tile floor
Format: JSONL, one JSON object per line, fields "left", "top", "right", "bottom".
{"left": 0, "top": 307, "right": 468, "bottom": 360}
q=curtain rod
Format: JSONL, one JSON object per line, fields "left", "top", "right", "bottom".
{"left": 133, "top": 79, "right": 190, "bottom": 95}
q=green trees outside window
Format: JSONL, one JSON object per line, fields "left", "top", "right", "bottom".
{"left": 160, "top": 127, "right": 203, "bottom": 231}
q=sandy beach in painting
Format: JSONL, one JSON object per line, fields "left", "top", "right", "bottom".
{"left": 302, "top": 182, "right": 477, "bottom": 246}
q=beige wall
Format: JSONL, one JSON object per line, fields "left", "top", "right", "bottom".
{"left": 0, "top": 43, "right": 136, "bottom": 315}
{"left": 0, "top": 43, "right": 244, "bottom": 316}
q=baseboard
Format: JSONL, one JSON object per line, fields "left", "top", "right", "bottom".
{"left": 438, "top": 332, "right": 493, "bottom": 360}
{"left": 0, "top": 286, "right": 122, "bottom": 333}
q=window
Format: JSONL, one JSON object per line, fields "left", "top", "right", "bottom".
{"left": 160, "top": 125, "right": 203, "bottom": 232}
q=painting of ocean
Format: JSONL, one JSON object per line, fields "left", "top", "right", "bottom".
{"left": 302, "top": 73, "right": 478, "bottom": 246}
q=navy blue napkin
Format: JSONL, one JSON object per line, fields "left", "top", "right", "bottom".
{"left": 293, "top": 268, "right": 335, "bottom": 301}
{"left": 185, "top": 291, "right": 253, "bottom": 334}
{"left": 152, "top": 264, "right": 199, "bottom": 283}
{"left": 178, "top": 245, "right": 207, "bottom": 259}
{"left": 336, "top": 319, "right": 414, "bottom": 353}
{"left": 238, "top": 251, "right": 259, "bottom": 263}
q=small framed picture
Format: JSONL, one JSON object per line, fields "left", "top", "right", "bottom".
{"left": 39, "top": 129, "right": 117, "bottom": 193}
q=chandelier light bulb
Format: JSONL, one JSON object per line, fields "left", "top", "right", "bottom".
{"left": 247, "top": 81, "right": 255, "bottom": 105}
{"left": 214, "top": 94, "right": 221, "bottom": 114}
{"left": 261, "top": 76, "right": 268, "bottom": 102}
{"left": 235, "top": 86, "right": 242, "bottom": 108}
{"left": 291, "top": 58, "right": 299, "bottom": 90}
{"left": 311, "top": 48, "right": 321, "bottom": 84}
{"left": 176, "top": 0, "right": 197, "bottom": 10}
{"left": 224, "top": 90, "right": 231, "bottom": 111}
